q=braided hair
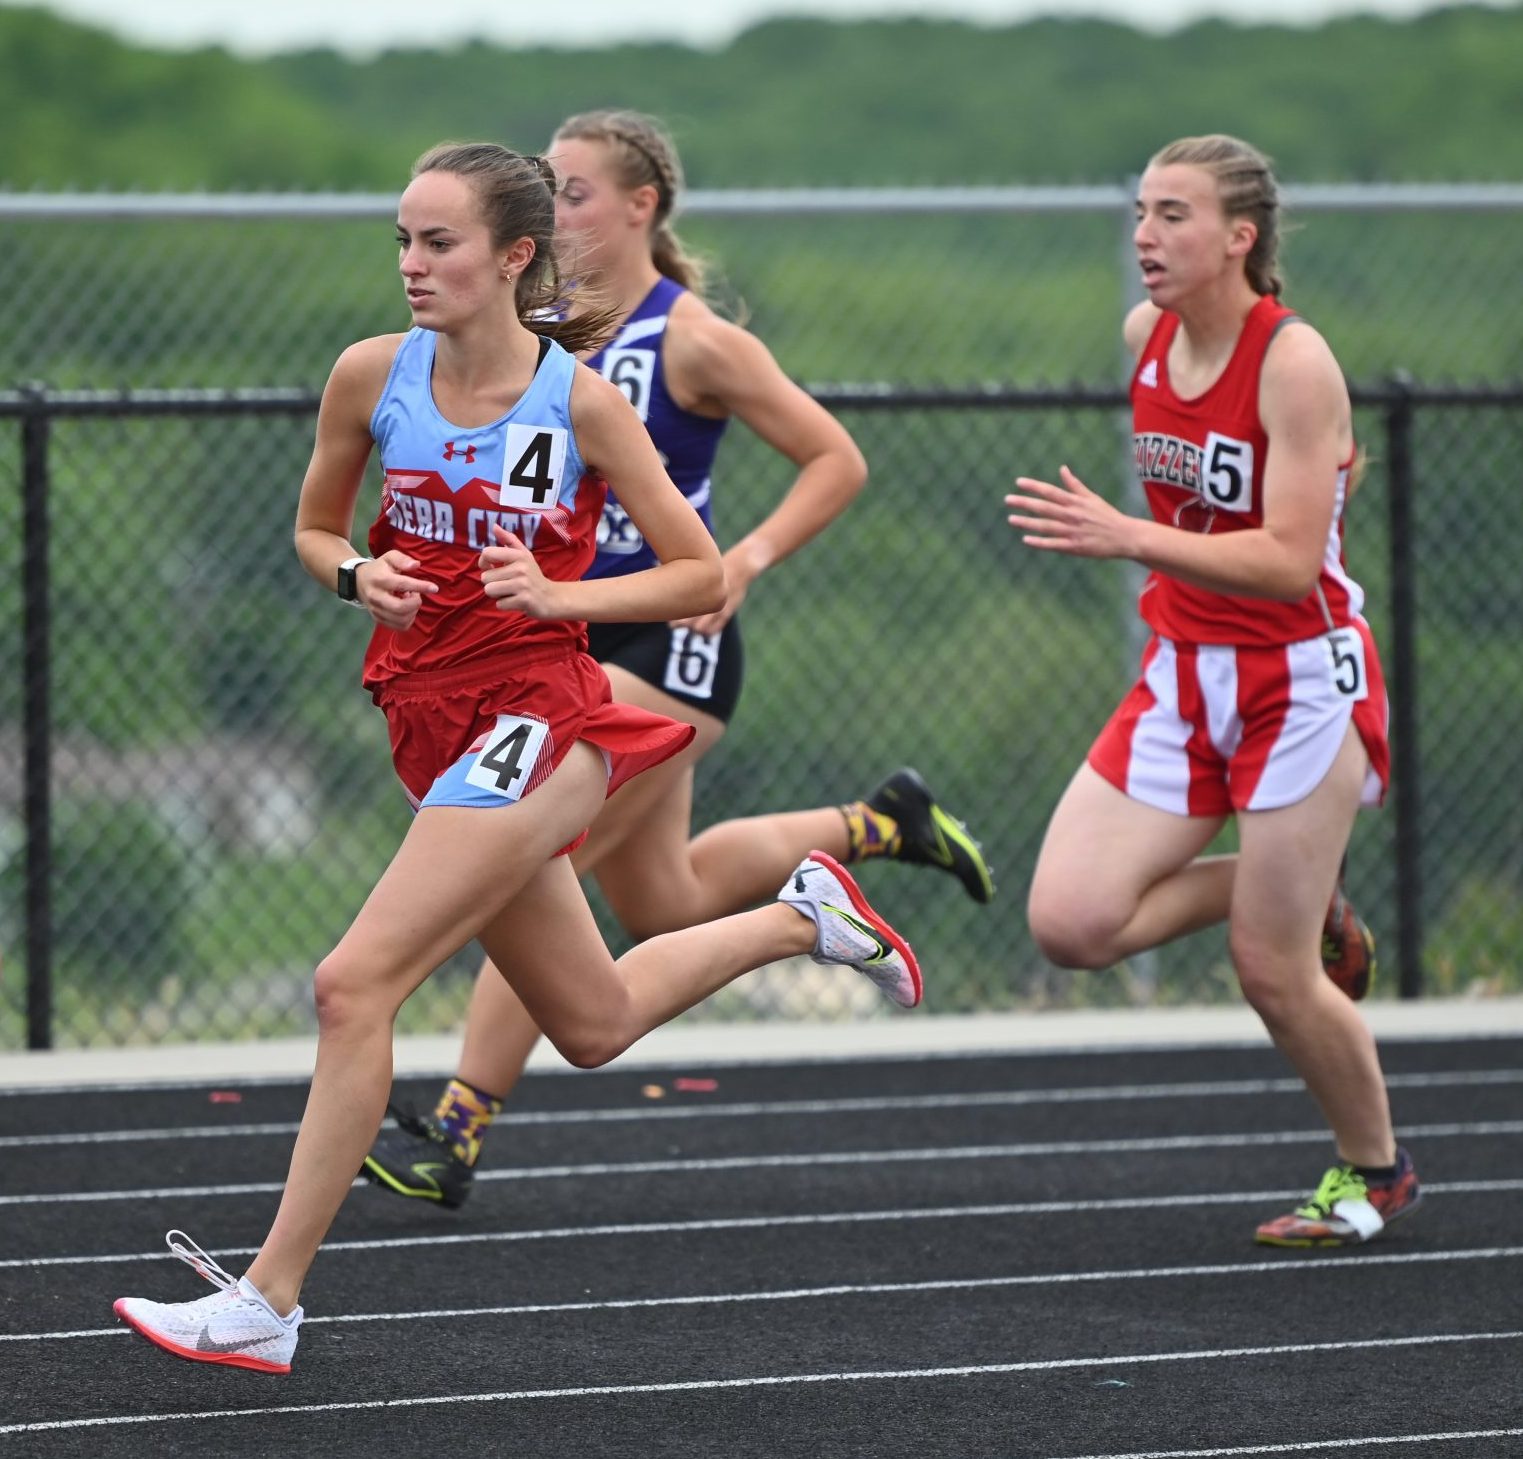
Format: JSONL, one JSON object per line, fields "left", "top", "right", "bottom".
{"left": 551, "top": 110, "right": 709, "bottom": 297}
{"left": 1150, "top": 134, "right": 1285, "bottom": 298}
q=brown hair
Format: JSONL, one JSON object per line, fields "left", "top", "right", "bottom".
{"left": 1150, "top": 134, "right": 1284, "bottom": 297}
{"left": 411, "top": 141, "right": 619, "bottom": 354}
{"left": 551, "top": 110, "right": 710, "bottom": 297}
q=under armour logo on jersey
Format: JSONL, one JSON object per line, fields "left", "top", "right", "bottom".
{"left": 442, "top": 441, "right": 477, "bottom": 463}
{"left": 1138, "top": 359, "right": 1159, "bottom": 388}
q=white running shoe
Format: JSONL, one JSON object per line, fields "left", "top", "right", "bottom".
{"left": 114, "top": 1231, "right": 302, "bottom": 1373}
{"left": 778, "top": 850, "right": 922, "bottom": 1008}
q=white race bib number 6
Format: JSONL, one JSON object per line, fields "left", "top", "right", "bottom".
{"left": 603, "top": 349, "right": 656, "bottom": 421}
{"left": 663, "top": 627, "right": 721, "bottom": 700}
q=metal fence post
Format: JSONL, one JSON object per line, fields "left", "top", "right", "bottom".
{"left": 20, "top": 383, "right": 53, "bottom": 1048}
{"left": 1384, "top": 372, "right": 1424, "bottom": 999}
{"left": 1115, "top": 178, "right": 1160, "bottom": 1002}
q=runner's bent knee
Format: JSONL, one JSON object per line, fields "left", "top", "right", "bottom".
{"left": 311, "top": 948, "right": 416, "bottom": 1032}
{"left": 1027, "top": 879, "right": 1135, "bottom": 969}
{"left": 545, "top": 1027, "right": 630, "bottom": 1070}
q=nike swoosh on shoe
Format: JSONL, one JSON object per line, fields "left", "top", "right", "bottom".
{"left": 197, "top": 1327, "right": 270, "bottom": 1356}
{"left": 408, "top": 1162, "right": 450, "bottom": 1195}
{"left": 823, "top": 902, "right": 894, "bottom": 962}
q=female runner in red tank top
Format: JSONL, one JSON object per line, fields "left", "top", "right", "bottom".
{"left": 1006, "top": 135, "right": 1420, "bottom": 1248}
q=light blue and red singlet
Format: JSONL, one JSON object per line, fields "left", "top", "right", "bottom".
{"left": 359, "top": 328, "right": 693, "bottom": 818}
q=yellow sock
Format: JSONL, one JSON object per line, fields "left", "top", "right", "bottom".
{"left": 432, "top": 1077, "right": 504, "bottom": 1166}
{"left": 840, "top": 801, "right": 902, "bottom": 863}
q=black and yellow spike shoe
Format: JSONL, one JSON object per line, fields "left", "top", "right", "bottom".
{"left": 867, "top": 767, "right": 995, "bottom": 905}
{"left": 361, "top": 1104, "right": 474, "bottom": 1209}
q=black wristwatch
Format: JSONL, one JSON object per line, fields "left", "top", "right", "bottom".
{"left": 336, "top": 555, "right": 371, "bottom": 606}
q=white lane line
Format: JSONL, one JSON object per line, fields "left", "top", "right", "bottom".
{"left": 1, "top": 1331, "right": 1518, "bottom": 1436}
{"left": 1052, "top": 1430, "right": 1523, "bottom": 1458}
{"left": 4, "top": 1119, "right": 1519, "bottom": 1208}
{"left": 7, "top": 1245, "right": 1523, "bottom": 1344}
{"left": 0, "top": 1121, "right": 301, "bottom": 1150}
{"left": 4, "top": 1069, "right": 1519, "bottom": 1150}
{"left": 5, "top": 1180, "right": 1521, "bottom": 1272}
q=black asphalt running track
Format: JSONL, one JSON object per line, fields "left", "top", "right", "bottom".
{"left": 2, "top": 1034, "right": 1521, "bottom": 1458}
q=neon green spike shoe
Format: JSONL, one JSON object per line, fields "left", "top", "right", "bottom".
{"left": 362, "top": 1104, "right": 474, "bottom": 1209}
{"left": 867, "top": 767, "right": 995, "bottom": 904}
{"left": 1255, "top": 1148, "right": 1421, "bottom": 1247}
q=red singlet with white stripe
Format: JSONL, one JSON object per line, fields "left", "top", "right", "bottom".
{"left": 1088, "top": 296, "right": 1390, "bottom": 814}
{"left": 1130, "top": 294, "right": 1363, "bottom": 646}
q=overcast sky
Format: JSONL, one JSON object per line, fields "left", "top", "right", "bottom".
{"left": 26, "top": 0, "right": 1485, "bottom": 54}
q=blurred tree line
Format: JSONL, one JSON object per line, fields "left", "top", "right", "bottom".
{"left": 1, "top": 3, "right": 1521, "bottom": 189}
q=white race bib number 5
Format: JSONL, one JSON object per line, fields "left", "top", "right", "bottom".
{"left": 1202, "top": 431, "right": 1254, "bottom": 512}
{"left": 465, "top": 713, "right": 551, "bottom": 800}
{"left": 1325, "top": 627, "right": 1368, "bottom": 702}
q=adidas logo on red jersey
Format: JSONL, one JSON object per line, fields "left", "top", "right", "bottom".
{"left": 1138, "top": 358, "right": 1159, "bottom": 388}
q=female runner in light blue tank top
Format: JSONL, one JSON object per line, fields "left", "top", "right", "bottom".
{"left": 112, "top": 140, "right": 926, "bottom": 1374}
{"left": 362, "top": 111, "right": 998, "bottom": 1208}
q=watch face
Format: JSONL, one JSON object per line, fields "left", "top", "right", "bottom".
{"left": 338, "top": 564, "right": 357, "bottom": 600}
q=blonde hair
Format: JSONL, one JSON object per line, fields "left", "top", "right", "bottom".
{"left": 552, "top": 110, "right": 710, "bottom": 298}
{"left": 411, "top": 141, "right": 619, "bottom": 354}
{"left": 1150, "top": 134, "right": 1284, "bottom": 297}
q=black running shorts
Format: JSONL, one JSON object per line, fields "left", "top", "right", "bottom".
{"left": 586, "top": 616, "right": 745, "bottom": 724}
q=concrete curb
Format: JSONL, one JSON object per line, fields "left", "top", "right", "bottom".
{"left": 4, "top": 996, "right": 1522, "bottom": 1092}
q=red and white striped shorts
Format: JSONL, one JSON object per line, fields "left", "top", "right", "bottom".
{"left": 1088, "top": 622, "right": 1390, "bottom": 817}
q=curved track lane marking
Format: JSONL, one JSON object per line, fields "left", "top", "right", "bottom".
{"left": 4, "top": 1119, "right": 1520, "bottom": 1208}
{"left": 1, "top": 1331, "right": 1519, "bottom": 1437}
{"left": 4, "top": 1068, "right": 1520, "bottom": 1149}
{"left": 9, "top": 1245, "right": 1523, "bottom": 1342}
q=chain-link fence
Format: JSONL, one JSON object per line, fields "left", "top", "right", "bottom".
{"left": 2, "top": 187, "right": 1521, "bottom": 1049}
{"left": 3, "top": 184, "right": 1522, "bottom": 389}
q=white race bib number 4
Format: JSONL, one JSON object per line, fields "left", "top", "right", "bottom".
{"left": 497, "top": 426, "right": 568, "bottom": 514}
{"left": 465, "top": 713, "right": 551, "bottom": 800}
